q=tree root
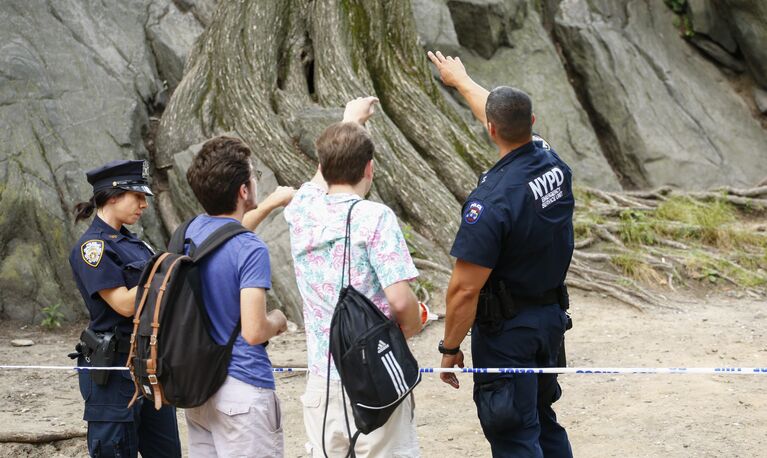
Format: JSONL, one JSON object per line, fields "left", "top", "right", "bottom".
{"left": 0, "top": 429, "right": 86, "bottom": 444}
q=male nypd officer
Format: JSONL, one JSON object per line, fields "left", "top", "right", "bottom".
{"left": 428, "top": 51, "right": 574, "bottom": 457}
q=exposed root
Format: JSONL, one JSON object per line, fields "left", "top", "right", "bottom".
{"left": 0, "top": 430, "right": 86, "bottom": 444}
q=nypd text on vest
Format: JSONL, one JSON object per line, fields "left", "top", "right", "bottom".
{"left": 528, "top": 167, "right": 565, "bottom": 209}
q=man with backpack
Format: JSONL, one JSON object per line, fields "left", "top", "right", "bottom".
{"left": 284, "top": 97, "right": 424, "bottom": 457}
{"left": 182, "top": 136, "right": 294, "bottom": 457}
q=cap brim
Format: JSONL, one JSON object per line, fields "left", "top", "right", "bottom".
{"left": 118, "top": 184, "right": 154, "bottom": 196}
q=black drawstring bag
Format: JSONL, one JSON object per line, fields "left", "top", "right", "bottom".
{"left": 323, "top": 200, "right": 422, "bottom": 457}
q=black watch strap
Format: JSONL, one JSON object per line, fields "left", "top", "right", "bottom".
{"left": 438, "top": 339, "right": 460, "bottom": 355}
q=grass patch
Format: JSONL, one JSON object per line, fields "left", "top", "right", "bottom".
{"left": 618, "top": 210, "right": 657, "bottom": 246}
{"left": 655, "top": 196, "right": 737, "bottom": 246}
{"left": 610, "top": 252, "right": 664, "bottom": 284}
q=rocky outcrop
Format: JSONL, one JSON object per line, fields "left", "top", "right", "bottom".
{"left": 554, "top": 0, "right": 767, "bottom": 189}
{"left": 457, "top": 5, "right": 621, "bottom": 190}
{"left": 413, "top": 0, "right": 621, "bottom": 189}
{"left": 446, "top": 0, "right": 527, "bottom": 58}
{"left": 720, "top": 0, "right": 767, "bottom": 90}
{"left": 0, "top": 0, "right": 207, "bottom": 321}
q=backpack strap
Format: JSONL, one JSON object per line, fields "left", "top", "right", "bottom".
{"left": 191, "top": 222, "right": 250, "bottom": 262}
{"left": 167, "top": 217, "right": 197, "bottom": 254}
{"left": 127, "top": 252, "right": 171, "bottom": 409}
{"left": 339, "top": 200, "right": 363, "bottom": 288}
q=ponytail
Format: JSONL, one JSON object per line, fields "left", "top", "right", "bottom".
{"left": 73, "top": 188, "right": 126, "bottom": 223}
{"left": 74, "top": 197, "right": 96, "bottom": 222}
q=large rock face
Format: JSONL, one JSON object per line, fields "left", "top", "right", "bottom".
{"left": 553, "top": 0, "right": 767, "bottom": 189}
{"left": 0, "top": 0, "right": 208, "bottom": 321}
{"left": 457, "top": 4, "right": 621, "bottom": 190}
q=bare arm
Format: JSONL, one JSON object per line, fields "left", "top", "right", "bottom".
{"left": 242, "top": 186, "right": 296, "bottom": 231}
{"left": 98, "top": 286, "right": 138, "bottom": 317}
{"left": 240, "top": 287, "right": 288, "bottom": 345}
{"left": 384, "top": 280, "right": 422, "bottom": 338}
{"left": 427, "top": 51, "right": 490, "bottom": 125}
{"left": 342, "top": 96, "right": 379, "bottom": 125}
{"left": 440, "top": 259, "right": 492, "bottom": 389}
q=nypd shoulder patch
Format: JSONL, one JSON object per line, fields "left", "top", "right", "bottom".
{"left": 81, "top": 240, "right": 104, "bottom": 267}
{"left": 464, "top": 201, "right": 484, "bottom": 225}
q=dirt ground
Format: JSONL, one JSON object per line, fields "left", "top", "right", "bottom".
{"left": 1, "top": 290, "right": 765, "bottom": 457}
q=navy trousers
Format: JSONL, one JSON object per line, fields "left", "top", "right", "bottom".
{"left": 472, "top": 304, "right": 573, "bottom": 458}
{"left": 78, "top": 354, "right": 181, "bottom": 457}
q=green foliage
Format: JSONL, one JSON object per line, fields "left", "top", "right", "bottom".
{"left": 665, "top": 0, "right": 695, "bottom": 37}
{"left": 40, "top": 302, "right": 64, "bottom": 330}
{"left": 618, "top": 209, "right": 657, "bottom": 246}
{"left": 664, "top": 0, "right": 687, "bottom": 14}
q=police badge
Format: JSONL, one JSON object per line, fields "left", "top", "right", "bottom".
{"left": 464, "top": 201, "right": 484, "bottom": 225}
{"left": 81, "top": 240, "right": 104, "bottom": 267}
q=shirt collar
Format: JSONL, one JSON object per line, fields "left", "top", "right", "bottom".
{"left": 90, "top": 215, "right": 132, "bottom": 241}
{"left": 489, "top": 141, "right": 535, "bottom": 173}
{"left": 326, "top": 192, "right": 363, "bottom": 204}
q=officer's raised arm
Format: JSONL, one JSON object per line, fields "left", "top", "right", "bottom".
{"left": 427, "top": 50, "right": 490, "bottom": 125}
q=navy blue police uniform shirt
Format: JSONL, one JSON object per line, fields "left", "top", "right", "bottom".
{"left": 69, "top": 215, "right": 154, "bottom": 334}
{"left": 451, "top": 135, "right": 575, "bottom": 296}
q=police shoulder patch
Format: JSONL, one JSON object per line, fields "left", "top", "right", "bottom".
{"left": 81, "top": 240, "right": 104, "bottom": 267}
{"left": 464, "top": 201, "right": 485, "bottom": 225}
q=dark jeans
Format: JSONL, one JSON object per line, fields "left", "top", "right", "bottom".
{"left": 472, "top": 304, "right": 573, "bottom": 458}
{"left": 78, "top": 354, "right": 181, "bottom": 457}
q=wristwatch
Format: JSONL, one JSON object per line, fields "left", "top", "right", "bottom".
{"left": 438, "top": 339, "right": 460, "bottom": 355}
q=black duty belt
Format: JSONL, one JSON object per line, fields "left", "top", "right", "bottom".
{"left": 477, "top": 282, "right": 569, "bottom": 326}
{"left": 504, "top": 288, "right": 560, "bottom": 308}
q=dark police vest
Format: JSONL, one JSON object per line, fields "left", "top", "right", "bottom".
{"left": 69, "top": 216, "right": 155, "bottom": 334}
{"left": 450, "top": 136, "right": 575, "bottom": 298}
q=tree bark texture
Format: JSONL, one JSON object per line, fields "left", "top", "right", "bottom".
{"left": 157, "top": 0, "right": 495, "bottom": 254}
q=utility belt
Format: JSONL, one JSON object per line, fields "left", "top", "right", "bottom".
{"left": 476, "top": 281, "right": 571, "bottom": 335}
{"left": 68, "top": 328, "right": 131, "bottom": 385}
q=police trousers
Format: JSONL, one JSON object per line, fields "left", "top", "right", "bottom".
{"left": 471, "top": 303, "right": 573, "bottom": 458}
{"left": 78, "top": 354, "right": 181, "bottom": 458}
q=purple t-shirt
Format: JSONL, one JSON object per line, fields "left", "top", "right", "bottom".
{"left": 185, "top": 215, "right": 275, "bottom": 390}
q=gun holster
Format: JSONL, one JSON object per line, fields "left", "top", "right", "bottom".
{"left": 76, "top": 329, "right": 117, "bottom": 386}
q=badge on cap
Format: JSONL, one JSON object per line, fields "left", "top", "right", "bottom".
{"left": 81, "top": 240, "right": 104, "bottom": 267}
{"left": 464, "top": 201, "right": 484, "bottom": 225}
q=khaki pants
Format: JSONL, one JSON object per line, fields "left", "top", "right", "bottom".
{"left": 186, "top": 376, "right": 284, "bottom": 458}
{"left": 301, "top": 373, "right": 420, "bottom": 458}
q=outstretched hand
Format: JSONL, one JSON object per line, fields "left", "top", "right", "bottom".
{"left": 440, "top": 350, "right": 465, "bottom": 389}
{"left": 343, "top": 96, "right": 379, "bottom": 125}
{"left": 427, "top": 51, "right": 469, "bottom": 89}
{"left": 263, "top": 186, "right": 295, "bottom": 209}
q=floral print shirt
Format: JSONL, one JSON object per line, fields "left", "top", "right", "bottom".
{"left": 284, "top": 182, "right": 418, "bottom": 378}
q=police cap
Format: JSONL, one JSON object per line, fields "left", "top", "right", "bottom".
{"left": 86, "top": 160, "right": 153, "bottom": 196}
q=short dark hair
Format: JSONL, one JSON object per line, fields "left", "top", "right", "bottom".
{"left": 485, "top": 86, "right": 533, "bottom": 144}
{"left": 316, "top": 122, "right": 374, "bottom": 185}
{"left": 187, "top": 136, "right": 252, "bottom": 215}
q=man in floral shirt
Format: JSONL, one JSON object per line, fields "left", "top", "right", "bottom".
{"left": 284, "top": 97, "right": 423, "bottom": 457}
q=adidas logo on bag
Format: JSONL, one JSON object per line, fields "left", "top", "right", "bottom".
{"left": 377, "top": 340, "right": 390, "bottom": 354}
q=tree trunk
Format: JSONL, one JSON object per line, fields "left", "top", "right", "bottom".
{"left": 156, "top": 0, "right": 494, "bottom": 253}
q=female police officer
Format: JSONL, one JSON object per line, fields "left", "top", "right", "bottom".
{"left": 69, "top": 159, "right": 181, "bottom": 458}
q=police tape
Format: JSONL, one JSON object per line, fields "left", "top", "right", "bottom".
{"left": 1, "top": 365, "right": 767, "bottom": 375}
